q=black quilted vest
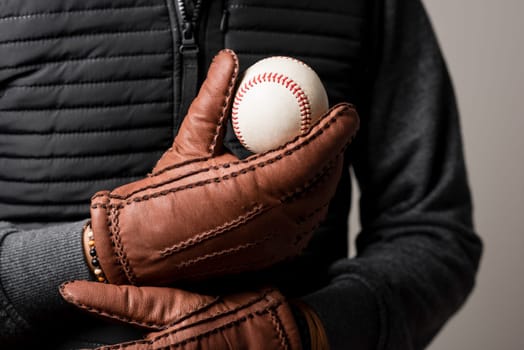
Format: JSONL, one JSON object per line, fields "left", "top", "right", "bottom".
{"left": 0, "top": 0, "right": 375, "bottom": 231}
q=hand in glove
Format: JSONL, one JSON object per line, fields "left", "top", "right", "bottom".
{"left": 87, "top": 49, "right": 360, "bottom": 286}
{"left": 60, "top": 281, "right": 309, "bottom": 350}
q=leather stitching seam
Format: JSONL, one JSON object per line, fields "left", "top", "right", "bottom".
{"left": 173, "top": 234, "right": 274, "bottom": 271}
{"left": 160, "top": 204, "right": 266, "bottom": 257}
{"left": 269, "top": 309, "right": 291, "bottom": 350}
{"left": 109, "top": 206, "right": 137, "bottom": 284}
{"left": 107, "top": 291, "right": 281, "bottom": 349}
{"left": 164, "top": 290, "right": 276, "bottom": 335}
{"left": 150, "top": 156, "right": 211, "bottom": 177}
{"left": 280, "top": 152, "right": 342, "bottom": 203}
{"left": 209, "top": 49, "right": 240, "bottom": 155}
{"left": 58, "top": 282, "right": 220, "bottom": 330}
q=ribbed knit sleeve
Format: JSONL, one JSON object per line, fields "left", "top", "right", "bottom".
{"left": 0, "top": 222, "right": 30, "bottom": 341}
{"left": 300, "top": 1, "right": 483, "bottom": 349}
{"left": 0, "top": 220, "right": 92, "bottom": 344}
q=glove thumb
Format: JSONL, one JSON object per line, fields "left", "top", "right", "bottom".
{"left": 60, "top": 281, "right": 218, "bottom": 330}
{"left": 153, "top": 49, "right": 239, "bottom": 173}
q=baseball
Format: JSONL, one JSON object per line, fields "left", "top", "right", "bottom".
{"left": 231, "top": 56, "right": 329, "bottom": 153}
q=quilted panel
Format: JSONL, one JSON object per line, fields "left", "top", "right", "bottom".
{"left": 0, "top": 0, "right": 174, "bottom": 220}
{"left": 223, "top": 0, "right": 370, "bottom": 105}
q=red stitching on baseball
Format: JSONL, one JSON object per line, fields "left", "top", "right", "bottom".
{"left": 232, "top": 71, "right": 312, "bottom": 151}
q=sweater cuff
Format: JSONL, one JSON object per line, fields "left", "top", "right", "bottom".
{"left": 301, "top": 275, "right": 382, "bottom": 350}
{"left": 0, "top": 223, "right": 31, "bottom": 339}
{"left": 0, "top": 220, "right": 92, "bottom": 330}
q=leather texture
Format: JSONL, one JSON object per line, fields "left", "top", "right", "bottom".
{"left": 60, "top": 280, "right": 303, "bottom": 350}
{"left": 89, "top": 49, "right": 360, "bottom": 286}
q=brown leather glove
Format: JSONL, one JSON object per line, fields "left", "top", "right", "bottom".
{"left": 60, "top": 280, "right": 303, "bottom": 350}
{"left": 89, "top": 49, "right": 360, "bottom": 286}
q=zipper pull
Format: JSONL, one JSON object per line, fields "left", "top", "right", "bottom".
{"left": 220, "top": 10, "right": 229, "bottom": 32}
{"left": 180, "top": 21, "right": 199, "bottom": 54}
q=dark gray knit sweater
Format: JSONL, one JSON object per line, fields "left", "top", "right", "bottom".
{"left": 0, "top": 0, "right": 482, "bottom": 348}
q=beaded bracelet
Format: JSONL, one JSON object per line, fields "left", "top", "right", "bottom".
{"left": 83, "top": 222, "right": 107, "bottom": 283}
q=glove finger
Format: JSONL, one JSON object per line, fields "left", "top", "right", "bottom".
{"left": 152, "top": 49, "right": 239, "bottom": 173}
{"left": 252, "top": 103, "right": 359, "bottom": 197}
{"left": 60, "top": 280, "right": 218, "bottom": 330}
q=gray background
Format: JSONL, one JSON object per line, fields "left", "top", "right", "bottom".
{"left": 348, "top": 0, "right": 524, "bottom": 348}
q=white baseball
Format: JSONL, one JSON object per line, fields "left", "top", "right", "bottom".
{"left": 231, "top": 56, "right": 329, "bottom": 153}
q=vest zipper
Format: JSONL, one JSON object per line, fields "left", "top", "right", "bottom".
{"left": 174, "top": 0, "right": 203, "bottom": 133}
